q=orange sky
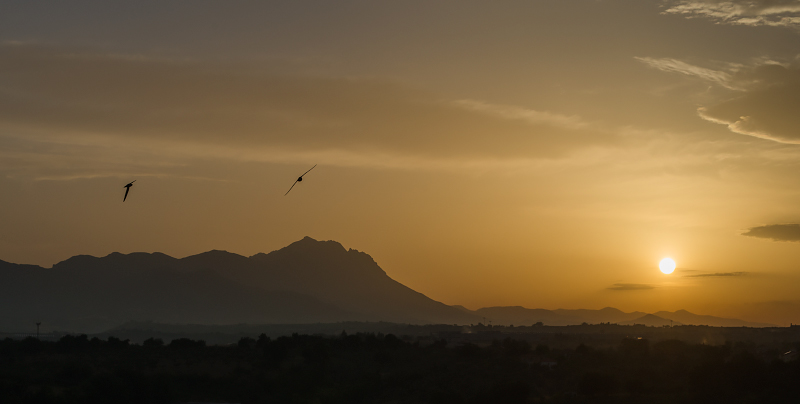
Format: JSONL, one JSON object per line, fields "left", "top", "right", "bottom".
{"left": 2, "top": 1, "right": 800, "bottom": 325}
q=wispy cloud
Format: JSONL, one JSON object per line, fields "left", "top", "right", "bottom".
{"left": 743, "top": 224, "right": 800, "bottom": 241}
{"left": 607, "top": 283, "right": 656, "bottom": 291}
{"left": 697, "top": 107, "right": 800, "bottom": 144}
{"left": 663, "top": 1, "right": 800, "bottom": 30}
{"left": 635, "top": 57, "right": 736, "bottom": 89}
{"left": 636, "top": 55, "right": 800, "bottom": 144}
{"left": 684, "top": 271, "right": 748, "bottom": 277}
{"left": 452, "top": 99, "right": 588, "bottom": 130}
{"left": 696, "top": 63, "right": 800, "bottom": 144}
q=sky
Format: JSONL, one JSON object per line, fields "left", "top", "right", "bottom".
{"left": 2, "top": 0, "right": 800, "bottom": 325}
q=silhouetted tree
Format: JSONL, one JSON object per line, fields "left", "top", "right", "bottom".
{"left": 620, "top": 337, "right": 649, "bottom": 358}
{"left": 106, "top": 336, "right": 130, "bottom": 349}
{"left": 237, "top": 336, "right": 256, "bottom": 349}
{"left": 57, "top": 334, "right": 90, "bottom": 352}
{"left": 168, "top": 338, "right": 205, "bottom": 349}
{"left": 20, "top": 336, "right": 42, "bottom": 354}
{"left": 256, "top": 333, "right": 270, "bottom": 348}
{"left": 142, "top": 337, "right": 164, "bottom": 347}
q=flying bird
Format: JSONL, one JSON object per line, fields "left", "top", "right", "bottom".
{"left": 123, "top": 180, "right": 136, "bottom": 202}
{"left": 285, "top": 165, "right": 317, "bottom": 196}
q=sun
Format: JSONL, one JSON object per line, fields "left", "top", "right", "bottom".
{"left": 659, "top": 258, "right": 676, "bottom": 274}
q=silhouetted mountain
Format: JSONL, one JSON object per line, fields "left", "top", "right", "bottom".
{"left": 554, "top": 307, "right": 646, "bottom": 324}
{"left": 0, "top": 252, "right": 348, "bottom": 333}
{"left": 653, "top": 309, "right": 775, "bottom": 327}
{"left": 0, "top": 237, "right": 479, "bottom": 332}
{"left": 53, "top": 251, "right": 178, "bottom": 272}
{"left": 472, "top": 306, "right": 582, "bottom": 326}
{"left": 0, "top": 259, "right": 44, "bottom": 272}
{"left": 455, "top": 306, "right": 772, "bottom": 327}
{"left": 0, "top": 238, "right": 774, "bottom": 333}
{"left": 620, "top": 314, "right": 679, "bottom": 327}
{"left": 247, "top": 237, "right": 479, "bottom": 324}
{"left": 457, "top": 306, "right": 648, "bottom": 326}
{"left": 450, "top": 305, "right": 473, "bottom": 314}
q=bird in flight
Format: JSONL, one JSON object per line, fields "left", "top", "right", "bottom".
{"left": 123, "top": 180, "right": 136, "bottom": 202}
{"left": 285, "top": 165, "right": 317, "bottom": 196}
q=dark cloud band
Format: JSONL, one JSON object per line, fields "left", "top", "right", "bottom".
{"left": 743, "top": 224, "right": 800, "bottom": 242}
{"left": 684, "top": 272, "right": 747, "bottom": 278}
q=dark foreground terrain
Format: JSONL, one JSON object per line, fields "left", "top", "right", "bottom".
{"left": 2, "top": 330, "right": 800, "bottom": 404}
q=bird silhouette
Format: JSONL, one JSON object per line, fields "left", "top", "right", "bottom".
{"left": 285, "top": 165, "right": 317, "bottom": 195}
{"left": 123, "top": 180, "right": 136, "bottom": 202}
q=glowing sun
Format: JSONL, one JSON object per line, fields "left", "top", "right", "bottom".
{"left": 659, "top": 258, "right": 676, "bottom": 274}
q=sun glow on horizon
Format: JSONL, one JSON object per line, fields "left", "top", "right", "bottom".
{"left": 659, "top": 258, "right": 676, "bottom": 274}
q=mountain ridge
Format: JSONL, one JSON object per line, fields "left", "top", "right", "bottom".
{"left": 0, "top": 237, "right": 480, "bottom": 332}
{"left": 461, "top": 306, "right": 774, "bottom": 328}
{"left": 0, "top": 237, "right": 777, "bottom": 331}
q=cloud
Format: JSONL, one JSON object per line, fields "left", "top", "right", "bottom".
{"left": 607, "top": 283, "right": 656, "bottom": 291}
{"left": 663, "top": 1, "right": 800, "bottom": 29}
{"left": 0, "top": 42, "right": 615, "bottom": 177}
{"left": 452, "top": 99, "right": 588, "bottom": 130}
{"left": 684, "top": 271, "right": 748, "bottom": 277}
{"left": 697, "top": 64, "right": 800, "bottom": 144}
{"left": 637, "top": 56, "right": 800, "bottom": 144}
{"left": 742, "top": 223, "right": 800, "bottom": 241}
{"left": 635, "top": 57, "right": 735, "bottom": 89}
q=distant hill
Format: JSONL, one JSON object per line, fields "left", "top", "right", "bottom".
{"left": 455, "top": 306, "right": 772, "bottom": 328}
{"left": 554, "top": 307, "right": 646, "bottom": 324}
{"left": 456, "top": 306, "right": 646, "bottom": 326}
{"left": 620, "top": 314, "right": 681, "bottom": 327}
{"left": 653, "top": 310, "right": 775, "bottom": 327}
{"left": 0, "top": 254, "right": 349, "bottom": 333}
{"left": 0, "top": 237, "right": 479, "bottom": 333}
{"left": 472, "top": 306, "right": 583, "bottom": 326}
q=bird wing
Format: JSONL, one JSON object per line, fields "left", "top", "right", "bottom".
{"left": 285, "top": 180, "right": 299, "bottom": 196}
{"left": 300, "top": 164, "right": 317, "bottom": 178}
{"left": 123, "top": 187, "right": 130, "bottom": 202}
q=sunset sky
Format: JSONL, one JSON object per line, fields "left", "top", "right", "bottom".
{"left": 2, "top": 0, "right": 800, "bottom": 325}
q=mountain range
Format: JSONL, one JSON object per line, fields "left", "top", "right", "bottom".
{"left": 453, "top": 306, "right": 773, "bottom": 328}
{"left": 0, "top": 237, "right": 775, "bottom": 332}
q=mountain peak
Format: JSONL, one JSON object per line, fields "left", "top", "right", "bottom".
{"left": 51, "top": 251, "right": 178, "bottom": 272}
{"left": 258, "top": 237, "right": 383, "bottom": 276}
{"left": 290, "top": 236, "right": 346, "bottom": 251}
{"left": 252, "top": 237, "right": 352, "bottom": 260}
{"left": 179, "top": 250, "right": 249, "bottom": 270}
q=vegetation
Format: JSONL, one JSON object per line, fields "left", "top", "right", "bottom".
{"left": 1, "top": 333, "right": 799, "bottom": 403}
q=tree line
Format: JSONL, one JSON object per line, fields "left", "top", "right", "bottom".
{"left": 1, "top": 332, "right": 799, "bottom": 403}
